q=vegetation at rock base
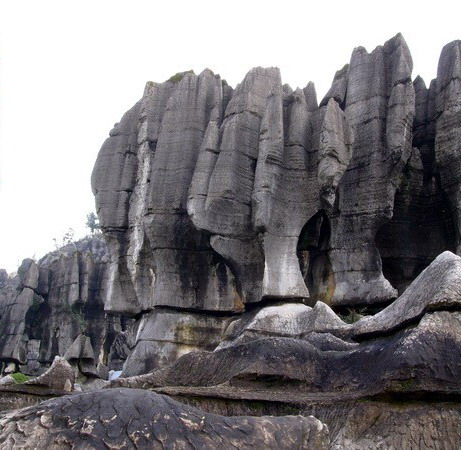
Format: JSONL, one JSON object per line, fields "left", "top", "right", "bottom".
{"left": 86, "top": 212, "right": 100, "bottom": 234}
{"left": 10, "top": 372, "right": 30, "bottom": 383}
{"left": 339, "top": 308, "right": 368, "bottom": 324}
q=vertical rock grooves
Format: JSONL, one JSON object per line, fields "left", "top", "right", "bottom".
{"left": 92, "top": 34, "right": 420, "bottom": 312}
{"left": 0, "top": 237, "right": 122, "bottom": 376}
{"left": 89, "top": 35, "right": 461, "bottom": 375}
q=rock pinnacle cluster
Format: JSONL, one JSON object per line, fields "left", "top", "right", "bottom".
{"left": 1, "top": 34, "right": 461, "bottom": 448}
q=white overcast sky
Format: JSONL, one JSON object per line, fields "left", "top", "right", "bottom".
{"left": 0, "top": 0, "right": 460, "bottom": 273}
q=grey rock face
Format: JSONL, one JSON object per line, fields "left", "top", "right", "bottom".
{"left": 376, "top": 43, "right": 461, "bottom": 294}
{"left": 0, "top": 375, "right": 15, "bottom": 386}
{"left": 116, "top": 310, "right": 461, "bottom": 395}
{"left": 121, "top": 308, "right": 234, "bottom": 377}
{"left": 0, "top": 236, "right": 127, "bottom": 377}
{"left": 112, "top": 252, "right": 461, "bottom": 397}
{"left": 92, "top": 73, "right": 242, "bottom": 315}
{"left": 2, "top": 34, "right": 461, "bottom": 449}
{"left": 352, "top": 251, "right": 461, "bottom": 338}
{"left": 89, "top": 34, "right": 461, "bottom": 377}
{"left": 0, "top": 259, "right": 39, "bottom": 364}
{"left": 215, "top": 301, "right": 348, "bottom": 350}
{"left": 329, "top": 34, "right": 415, "bottom": 305}
{"left": 327, "top": 401, "right": 461, "bottom": 450}
{"left": 91, "top": 33, "right": 422, "bottom": 315}
{"left": 0, "top": 388, "right": 329, "bottom": 449}
{"left": 434, "top": 41, "right": 461, "bottom": 253}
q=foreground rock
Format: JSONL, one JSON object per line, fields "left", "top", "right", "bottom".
{"left": 0, "top": 388, "right": 329, "bottom": 449}
{"left": 109, "top": 252, "right": 461, "bottom": 447}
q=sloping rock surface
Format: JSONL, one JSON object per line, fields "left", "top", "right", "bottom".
{"left": 113, "top": 311, "right": 461, "bottom": 395}
{"left": 352, "top": 250, "right": 461, "bottom": 338}
{"left": 25, "top": 356, "right": 74, "bottom": 391}
{"left": 112, "top": 253, "right": 461, "bottom": 396}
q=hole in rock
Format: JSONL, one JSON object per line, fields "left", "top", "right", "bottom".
{"left": 376, "top": 166, "right": 456, "bottom": 295}
{"left": 297, "top": 211, "right": 335, "bottom": 304}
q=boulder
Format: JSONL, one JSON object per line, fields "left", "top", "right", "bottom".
{"left": 216, "top": 301, "right": 349, "bottom": 350}
{"left": 25, "top": 356, "right": 74, "bottom": 391}
{"left": 122, "top": 308, "right": 233, "bottom": 377}
{"left": 0, "top": 375, "right": 15, "bottom": 386}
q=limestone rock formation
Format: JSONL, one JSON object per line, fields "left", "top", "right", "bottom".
{"left": 113, "top": 308, "right": 461, "bottom": 396}
{"left": 0, "top": 388, "right": 329, "bottom": 449}
{"left": 376, "top": 41, "right": 461, "bottom": 294}
{"left": 91, "top": 34, "right": 419, "bottom": 315}
{"left": 122, "top": 308, "right": 234, "bottom": 377}
{"left": 2, "top": 33, "right": 461, "bottom": 448}
{"left": 110, "top": 252, "right": 461, "bottom": 447}
{"left": 89, "top": 34, "right": 461, "bottom": 380}
{"left": 352, "top": 250, "right": 461, "bottom": 338}
{"left": 328, "top": 35, "right": 415, "bottom": 305}
{"left": 0, "top": 236, "right": 126, "bottom": 377}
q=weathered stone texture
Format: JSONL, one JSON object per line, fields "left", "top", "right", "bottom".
{"left": 0, "top": 388, "right": 329, "bottom": 449}
{"left": 121, "top": 308, "right": 234, "bottom": 377}
{"left": 88, "top": 34, "right": 461, "bottom": 379}
{"left": 2, "top": 34, "right": 461, "bottom": 449}
{"left": 91, "top": 34, "right": 421, "bottom": 319}
{"left": 0, "top": 236, "right": 126, "bottom": 377}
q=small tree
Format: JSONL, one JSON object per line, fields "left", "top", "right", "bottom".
{"left": 53, "top": 228, "right": 75, "bottom": 249}
{"left": 62, "top": 228, "right": 75, "bottom": 246}
{"left": 86, "top": 212, "right": 100, "bottom": 234}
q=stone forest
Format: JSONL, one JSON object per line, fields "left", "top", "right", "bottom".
{"left": 0, "top": 34, "right": 460, "bottom": 448}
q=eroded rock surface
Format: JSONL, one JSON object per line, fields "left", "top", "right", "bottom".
{"left": 121, "top": 308, "right": 234, "bottom": 377}
{"left": 352, "top": 251, "right": 461, "bottom": 338}
{"left": 109, "top": 253, "right": 461, "bottom": 447}
{"left": 88, "top": 34, "right": 461, "bottom": 378}
{"left": 2, "top": 34, "right": 461, "bottom": 449}
{"left": 113, "top": 310, "right": 461, "bottom": 395}
{"left": 0, "top": 236, "right": 126, "bottom": 377}
{"left": 92, "top": 34, "right": 418, "bottom": 312}
{"left": 25, "top": 356, "right": 74, "bottom": 391}
{"left": 0, "top": 388, "right": 329, "bottom": 449}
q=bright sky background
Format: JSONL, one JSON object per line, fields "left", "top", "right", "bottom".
{"left": 1, "top": 0, "right": 460, "bottom": 273}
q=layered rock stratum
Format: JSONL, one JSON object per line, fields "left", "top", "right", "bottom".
{"left": 1, "top": 34, "right": 461, "bottom": 448}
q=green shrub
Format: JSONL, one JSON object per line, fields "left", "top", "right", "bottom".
{"left": 339, "top": 308, "right": 367, "bottom": 324}
{"left": 11, "top": 372, "right": 30, "bottom": 383}
{"left": 167, "top": 70, "right": 194, "bottom": 83}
